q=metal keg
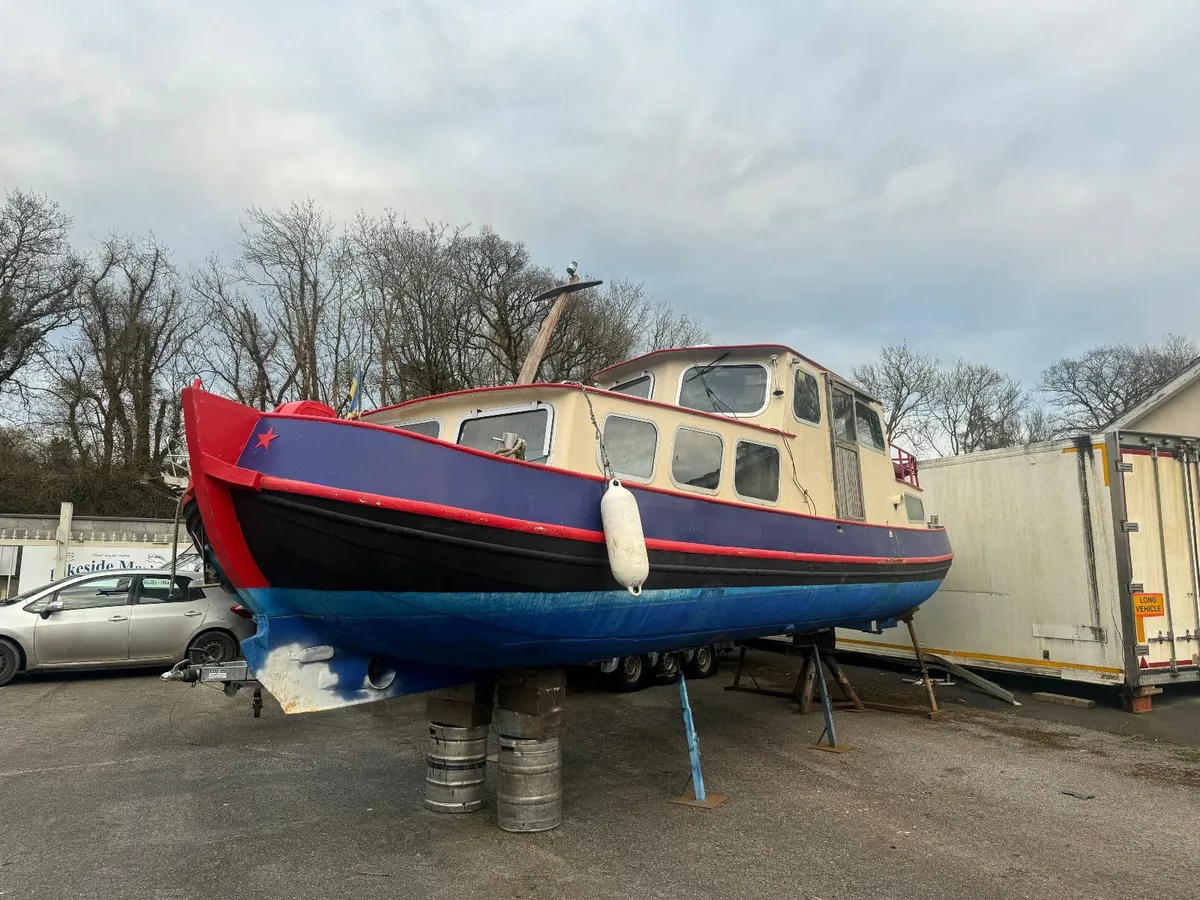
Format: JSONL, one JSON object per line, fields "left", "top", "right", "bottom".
{"left": 425, "top": 723, "right": 488, "bottom": 813}
{"left": 496, "top": 736, "right": 562, "bottom": 832}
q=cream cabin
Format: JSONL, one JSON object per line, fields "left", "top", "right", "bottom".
{"left": 361, "top": 344, "right": 926, "bottom": 530}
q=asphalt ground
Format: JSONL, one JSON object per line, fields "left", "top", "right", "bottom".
{"left": 1, "top": 649, "right": 1197, "bottom": 900}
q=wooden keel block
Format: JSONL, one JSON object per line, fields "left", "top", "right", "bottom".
{"left": 494, "top": 668, "right": 566, "bottom": 690}
{"left": 1032, "top": 692, "right": 1096, "bottom": 709}
{"left": 1125, "top": 694, "right": 1154, "bottom": 714}
{"left": 493, "top": 708, "right": 564, "bottom": 741}
{"left": 426, "top": 698, "right": 493, "bottom": 728}
{"left": 495, "top": 685, "right": 565, "bottom": 716}
{"left": 431, "top": 679, "right": 494, "bottom": 704}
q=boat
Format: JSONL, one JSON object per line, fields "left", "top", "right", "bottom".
{"left": 181, "top": 296, "right": 951, "bottom": 712}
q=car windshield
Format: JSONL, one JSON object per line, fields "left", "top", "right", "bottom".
{"left": 1, "top": 580, "right": 55, "bottom": 606}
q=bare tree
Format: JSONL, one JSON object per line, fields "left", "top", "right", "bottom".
{"left": 353, "top": 214, "right": 476, "bottom": 404}
{"left": 48, "top": 236, "right": 198, "bottom": 478}
{"left": 192, "top": 256, "right": 293, "bottom": 410}
{"left": 0, "top": 191, "right": 83, "bottom": 398}
{"left": 196, "top": 200, "right": 367, "bottom": 412}
{"left": 1018, "top": 406, "right": 1055, "bottom": 445}
{"left": 451, "top": 227, "right": 557, "bottom": 385}
{"left": 1039, "top": 334, "right": 1198, "bottom": 433}
{"left": 852, "top": 343, "right": 939, "bottom": 450}
{"left": 642, "top": 299, "right": 708, "bottom": 352}
{"left": 926, "top": 361, "right": 1029, "bottom": 455}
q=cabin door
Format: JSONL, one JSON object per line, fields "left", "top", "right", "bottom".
{"left": 827, "top": 378, "right": 865, "bottom": 520}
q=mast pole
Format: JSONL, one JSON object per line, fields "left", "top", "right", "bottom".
{"left": 516, "top": 262, "right": 581, "bottom": 385}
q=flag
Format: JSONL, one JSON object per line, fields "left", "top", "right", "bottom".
{"left": 345, "top": 369, "right": 362, "bottom": 419}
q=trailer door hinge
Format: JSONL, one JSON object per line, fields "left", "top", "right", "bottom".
{"left": 1122, "top": 521, "right": 1139, "bottom": 532}
{"left": 1116, "top": 461, "right": 1133, "bottom": 473}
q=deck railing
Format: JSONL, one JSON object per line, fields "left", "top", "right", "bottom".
{"left": 891, "top": 445, "right": 920, "bottom": 489}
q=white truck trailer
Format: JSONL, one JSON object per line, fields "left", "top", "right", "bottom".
{"left": 838, "top": 359, "right": 1200, "bottom": 711}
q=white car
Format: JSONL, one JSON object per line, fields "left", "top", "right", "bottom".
{"left": 0, "top": 569, "right": 257, "bottom": 687}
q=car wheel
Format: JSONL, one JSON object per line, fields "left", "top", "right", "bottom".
{"left": 682, "top": 644, "right": 717, "bottom": 679}
{"left": 187, "top": 631, "right": 238, "bottom": 664}
{"left": 0, "top": 638, "right": 21, "bottom": 688}
{"left": 653, "top": 652, "right": 680, "bottom": 682}
{"left": 605, "top": 654, "right": 646, "bottom": 692}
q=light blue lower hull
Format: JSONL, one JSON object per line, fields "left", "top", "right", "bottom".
{"left": 237, "top": 581, "right": 941, "bottom": 712}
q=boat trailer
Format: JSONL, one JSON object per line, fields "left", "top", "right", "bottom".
{"left": 161, "top": 658, "right": 264, "bottom": 717}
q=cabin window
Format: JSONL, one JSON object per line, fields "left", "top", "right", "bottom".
{"left": 903, "top": 493, "right": 925, "bottom": 523}
{"left": 855, "top": 401, "right": 886, "bottom": 452}
{"left": 793, "top": 369, "right": 821, "bottom": 425}
{"left": 734, "top": 440, "right": 780, "bottom": 503}
{"left": 458, "top": 406, "right": 551, "bottom": 463}
{"left": 832, "top": 390, "right": 857, "bottom": 442}
{"left": 396, "top": 419, "right": 440, "bottom": 439}
{"left": 671, "top": 427, "right": 723, "bottom": 492}
{"left": 602, "top": 415, "right": 657, "bottom": 480}
{"left": 678, "top": 364, "right": 769, "bottom": 416}
{"left": 610, "top": 374, "right": 654, "bottom": 400}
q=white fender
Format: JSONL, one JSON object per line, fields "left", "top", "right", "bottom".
{"left": 600, "top": 478, "right": 649, "bottom": 595}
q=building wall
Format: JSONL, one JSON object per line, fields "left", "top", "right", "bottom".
{"left": 0, "top": 512, "right": 190, "bottom": 596}
{"left": 1128, "top": 379, "right": 1200, "bottom": 438}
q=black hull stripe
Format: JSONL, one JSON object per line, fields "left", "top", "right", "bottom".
{"left": 234, "top": 490, "right": 951, "bottom": 593}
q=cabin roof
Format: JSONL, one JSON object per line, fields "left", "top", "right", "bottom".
{"left": 1105, "top": 355, "right": 1200, "bottom": 431}
{"left": 363, "top": 382, "right": 799, "bottom": 439}
{"left": 594, "top": 343, "right": 878, "bottom": 403}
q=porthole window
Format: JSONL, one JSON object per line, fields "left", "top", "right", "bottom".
{"left": 735, "top": 441, "right": 780, "bottom": 503}
{"left": 672, "top": 427, "right": 723, "bottom": 492}
{"left": 602, "top": 415, "right": 657, "bottom": 480}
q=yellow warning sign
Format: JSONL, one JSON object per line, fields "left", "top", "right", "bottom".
{"left": 1133, "top": 592, "right": 1165, "bottom": 617}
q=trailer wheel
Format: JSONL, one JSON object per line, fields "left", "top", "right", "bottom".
{"left": 653, "top": 653, "right": 680, "bottom": 682}
{"left": 682, "top": 644, "right": 717, "bottom": 679}
{"left": 605, "top": 654, "right": 646, "bottom": 691}
{"left": 0, "top": 638, "right": 21, "bottom": 687}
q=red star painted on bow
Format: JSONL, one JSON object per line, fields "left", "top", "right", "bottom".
{"left": 255, "top": 427, "right": 279, "bottom": 451}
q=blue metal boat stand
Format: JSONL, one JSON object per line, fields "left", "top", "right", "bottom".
{"left": 810, "top": 641, "right": 853, "bottom": 753}
{"left": 670, "top": 674, "right": 726, "bottom": 809}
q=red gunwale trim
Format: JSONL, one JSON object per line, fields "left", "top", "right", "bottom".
{"left": 242, "top": 408, "right": 942, "bottom": 534}
{"left": 242, "top": 473, "right": 953, "bottom": 567}
{"left": 358, "top": 382, "right": 797, "bottom": 440}
{"left": 182, "top": 386, "right": 270, "bottom": 590}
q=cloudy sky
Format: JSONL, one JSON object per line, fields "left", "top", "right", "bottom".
{"left": 3, "top": 0, "right": 1198, "bottom": 383}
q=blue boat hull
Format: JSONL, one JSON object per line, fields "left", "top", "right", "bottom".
{"left": 244, "top": 580, "right": 942, "bottom": 669}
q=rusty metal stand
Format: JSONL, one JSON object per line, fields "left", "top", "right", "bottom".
{"left": 725, "top": 644, "right": 801, "bottom": 700}
{"left": 858, "top": 613, "right": 945, "bottom": 720}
